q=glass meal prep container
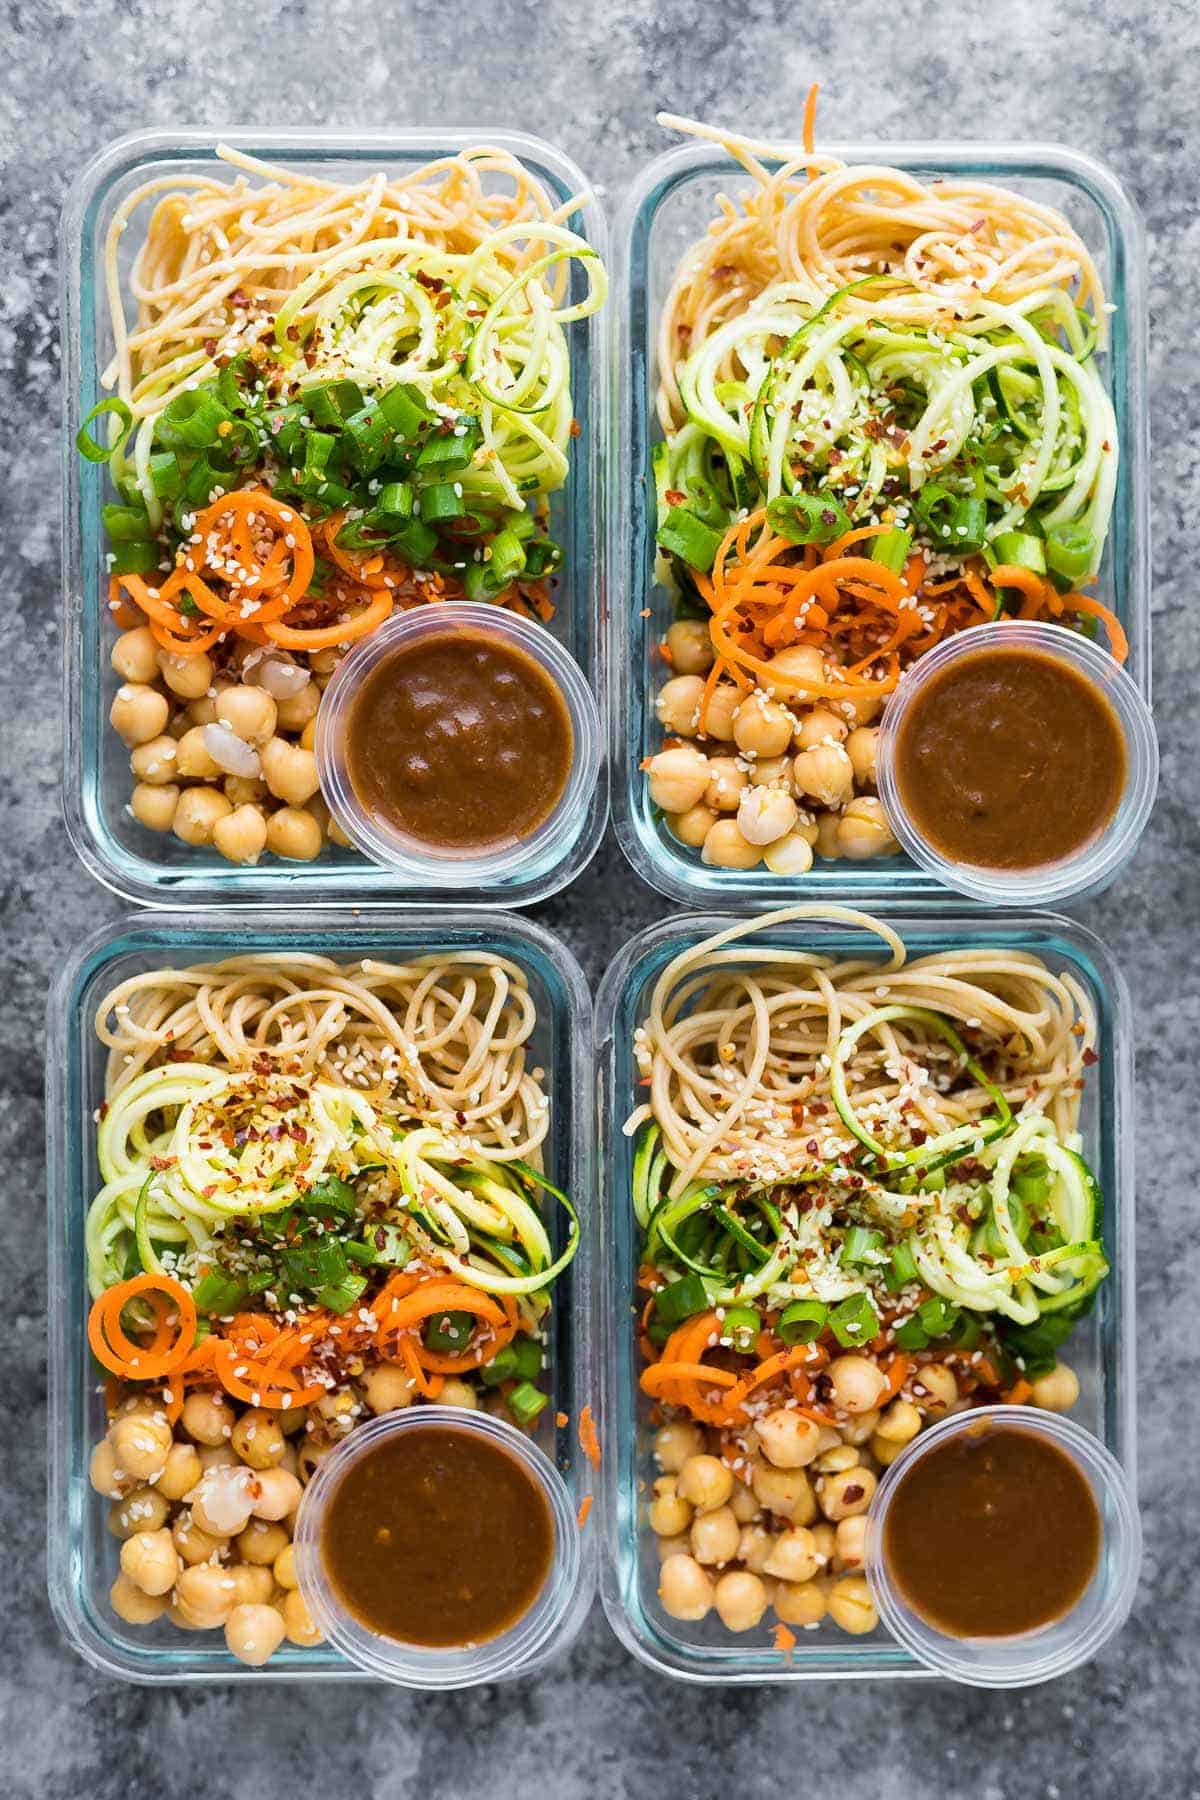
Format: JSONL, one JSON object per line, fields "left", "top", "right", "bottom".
{"left": 46, "top": 909, "right": 596, "bottom": 1683}
{"left": 608, "top": 141, "right": 1150, "bottom": 909}
{"left": 61, "top": 129, "right": 609, "bottom": 909}
{"left": 594, "top": 908, "right": 1136, "bottom": 1682}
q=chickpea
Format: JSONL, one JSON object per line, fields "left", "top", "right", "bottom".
{"left": 669, "top": 803, "right": 718, "bottom": 848}
{"left": 90, "top": 1437, "right": 134, "bottom": 1499}
{"left": 120, "top": 1527, "right": 179, "bottom": 1597}
{"left": 827, "top": 1574, "right": 878, "bottom": 1635}
{"left": 751, "top": 754, "right": 792, "bottom": 787}
{"left": 645, "top": 745, "right": 710, "bottom": 814}
{"left": 228, "top": 1563, "right": 275, "bottom": 1608}
{"left": 752, "top": 1462, "right": 817, "bottom": 1524}
{"left": 109, "top": 1412, "right": 173, "bottom": 1481}
{"left": 216, "top": 684, "right": 277, "bottom": 747}
{"left": 658, "top": 1553, "right": 715, "bottom": 1622}
{"left": 265, "top": 806, "right": 323, "bottom": 862}
{"left": 236, "top": 1519, "right": 291, "bottom": 1567}
{"left": 814, "top": 1444, "right": 861, "bottom": 1475}
{"left": 111, "top": 626, "right": 160, "bottom": 684}
{"left": 876, "top": 1398, "right": 922, "bottom": 1445}
{"left": 300, "top": 717, "right": 318, "bottom": 753}
{"left": 911, "top": 1362, "right": 958, "bottom": 1415}
{"left": 111, "top": 683, "right": 170, "bottom": 748}
{"left": 230, "top": 1408, "right": 286, "bottom": 1471}
{"left": 274, "top": 681, "right": 320, "bottom": 733}
{"left": 654, "top": 1420, "right": 705, "bottom": 1474}
{"left": 665, "top": 618, "right": 715, "bottom": 675}
{"left": 297, "top": 1440, "right": 335, "bottom": 1485}
{"left": 182, "top": 1391, "right": 236, "bottom": 1447}
{"left": 702, "top": 819, "right": 762, "bottom": 870}
{"left": 223, "top": 776, "right": 269, "bottom": 808}
{"left": 282, "top": 1588, "right": 323, "bottom": 1647}
{"left": 817, "top": 1465, "right": 877, "bottom": 1521}
{"left": 210, "top": 804, "right": 267, "bottom": 866}
{"left": 762, "top": 830, "right": 815, "bottom": 877}
{"left": 278, "top": 1406, "right": 309, "bottom": 1438}
{"left": 703, "top": 756, "right": 748, "bottom": 814}
{"left": 306, "top": 793, "right": 332, "bottom": 839}
{"left": 225, "top": 1602, "right": 287, "bottom": 1667}
{"left": 795, "top": 707, "right": 849, "bottom": 750}
{"left": 1024, "top": 1360, "right": 1081, "bottom": 1412}
{"left": 773, "top": 1578, "right": 827, "bottom": 1627}
{"left": 131, "top": 781, "right": 181, "bottom": 833}
{"left": 690, "top": 1503, "right": 740, "bottom": 1566}
{"left": 834, "top": 1516, "right": 868, "bottom": 1572}
{"left": 175, "top": 1563, "right": 237, "bottom": 1627}
{"left": 173, "top": 786, "right": 232, "bottom": 846}
{"left": 439, "top": 1378, "right": 478, "bottom": 1410}
{"left": 765, "top": 644, "right": 825, "bottom": 696}
{"left": 110, "top": 1570, "right": 169, "bottom": 1625}
{"left": 763, "top": 1524, "right": 821, "bottom": 1583}
{"left": 736, "top": 1523, "right": 776, "bottom": 1574}
{"left": 827, "top": 1355, "right": 889, "bottom": 1416}
{"left": 171, "top": 1511, "right": 227, "bottom": 1567}
{"left": 837, "top": 795, "right": 899, "bottom": 860}
{"left": 361, "top": 1363, "right": 417, "bottom": 1415}
{"left": 756, "top": 1408, "right": 822, "bottom": 1470}
{"left": 836, "top": 688, "right": 884, "bottom": 728}
{"left": 260, "top": 737, "right": 320, "bottom": 806}
{"left": 809, "top": 1520, "right": 836, "bottom": 1565}
{"left": 714, "top": 1569, "right": 768, "bottom": 1633}
{"left": 699, "top": 681, "right": 741, "bottom": 741}
{"left": 655, "top": 1531, "right": 691, "bottom": 1562}
{"left": 108, "top": 1486, "right": 170, "bottom": 1539}
{"left": 273, "top": 1543, "right": 299, "bottom": 1591}
{"left": 737, "top": 784, "right": 797, "bottom": 847}
{"left": 648, "top": 1477, "right": 693, "bottom": 1539}
{"left": 840, "top": 1408, "right": 881, "bottom": 1447}
{"left": 174, "top": 725, "right": 221, "bottom": 779}
{"left": 793, "top": 743, "right": 854, "bottom": 809}
{"left": 198, "top": 1443, "right": 240, "bottom": 1472}
{"left": 733, "top": 694, "right": 794, "bottom": 758}
{"left": 130, "top": 735, "right": 179, "bottom": 787}
{"left": 158, "top": 650, "right": 215, "bottom": 701}
{"left": 814, "top": 811, "right": 842, "bottom": 860}
{"left": 845, "top": 726, "right": 879, "bottom": 786}
{"left": 655, "top": 674, "right": 706, "bottom": 738}
{"left": 676, "top": 1454, "right": 734, "bottom": 1513}
{"left": 729, "top": 1480, "right": 761, "bottom": 1525}
{"left": 869, "top": 1432, "right": 905, "bottom": 1468}
{"left": 190, "top": 1466, "right": 259, "bottom": 1539}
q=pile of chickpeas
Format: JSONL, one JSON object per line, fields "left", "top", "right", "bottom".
{"left": 108, "top": 627, "right": 351, "bottom": 864}
{"left": 650, "top": 1351, "right": 1080, "bottom": 1639}
{"left": 647, "top": 621, "right": 900, "bottom": 873}
{"left": 91, "top": 1359, "right": 485, "bottom": 1665}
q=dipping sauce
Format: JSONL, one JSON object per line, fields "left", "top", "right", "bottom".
{"left": 343, "top": 629, "right": 573, "bottom": 854}
{"left": 320, "top": 1424, "right": 554, "bottom": 1647}
{"left": 882, "top": 1422, "right": 1101, "bottom": 1638}
{"left": 892, "top": 644, "right": 1126, "bottom": 871}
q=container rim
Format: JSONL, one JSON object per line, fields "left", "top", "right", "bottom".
{"left": 875, "top": 621, "right": 1159, "bottom": 905}
{"left": 60, "top": 124, "right": 610, "bottom": 910}
{"left": 864, "top": 1405, "right": 1142, "bottom": 1687}
{"left": 592, "top": 905, "right": 1137, "bottom": 1683}
{"left": 315, "top": 603, "right": 602, "bottom": 883}
{"left": 45, "top": 905, "right": 596, "bottom": 1684}
{"left": 606, "top": 134, "right": 1150, "bottom": 911}
{"left": 294, "top": 1406, "right": 582, "bottom": 1688}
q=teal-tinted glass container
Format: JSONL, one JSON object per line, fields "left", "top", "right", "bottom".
{"left": 608, "top": 142, "right": 1149, "bottom": 907}
{"left": 47, "top": 910, "right": 595, "bottom": 1682}
{"left": 594, "top": 908, "right": 1136, "bottom": 1681}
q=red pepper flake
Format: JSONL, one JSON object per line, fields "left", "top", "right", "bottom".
{"left": 1082, "top": 1047, "right": 1099, "bottom": 1066}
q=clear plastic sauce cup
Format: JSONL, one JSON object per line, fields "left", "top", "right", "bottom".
{"left": 315, "top": 603, "right": 602, "bottom": 889}
{"left": 875, "top": 620, "right": 1158, "bottom": 905}
{"left": 294, "top": 1406, "right": 583, "bottom": 1688}
{"left": 865, "top": 1405, "right": 1141, "bottom": 1688}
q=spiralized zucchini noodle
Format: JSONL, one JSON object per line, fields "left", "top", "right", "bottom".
{"left": 628, "top": 908, "right": 1107, "bottom": 1394}
{"left": 87, "top": 953, "right": 576, "bottom": 1423}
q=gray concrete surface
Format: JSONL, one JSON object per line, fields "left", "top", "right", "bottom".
{"left": 1, "top": 0, "right": 1197, "bottom": 1794}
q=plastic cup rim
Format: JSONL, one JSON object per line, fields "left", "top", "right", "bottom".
{"left": 875, "top": 620, "right": 1158, "bottom": 906}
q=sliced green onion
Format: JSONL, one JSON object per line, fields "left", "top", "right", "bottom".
{"left": 842, "top": 1226, "right": 885, "bottom": 1267}
{"left": 893, "top": 1318, "right": 930, "bottom": 1351}
{"left": 76, "top": 396, "right": 133, "bottom": 463}
{"left": 721, "top": 1305, "right": 761, "bottom": 1353}
{"left": 869, "top": 526, "right": 912, "bottom": 575}
{"left": 766, "top": 490, "right": 852, "bottom": 547}
{"left": 376, "top": 480, "right": 414, "bottom": 520}
{"left": 306, "top": 380, "right": 365, "bottom": 428}
{"left": 486, "top": 526, "right": 528, "bottom": 587}
{"left": 101, "top": 503, "right": 153, "bottom": 543}
{"left": 391, "top": 520, "right": 439, "bottom": 566}
{"left": 889, "top": 1241, "right": 920, "bottom": 1288}
{"left": 192, "top": 1269, "right": 249, "bottom": 1316}
{"left": 149, "top": 452, "right": 183, "bottom": 499}
{"left": 419, "top": 481, "right": 465, "bottom": 524}
{"left": 916, "top": 1296, "right": 961, "bottom": 1339}
{"left": 316, "top": 1270, "right": 369, "bottom": 1314}
{"left": 298, "top": 1175, "right": 357, "bottom": 1217}
{"left": 828, "top": 1292, "right": 881, "bottom": 1349}
{"left": 108, "top": 540, "right": 160, "bottom": 575}
{"left": 157, "top": 388, "right": 233, "bottom": 450}
{"left": 379, "top": 383, "right": 433, "bottom": 439}
{"left": 522, "top": 538, "right": 563, "bottom": 579}
{"left": 1045, "top": 524, "right": 1097, "bottom": 583}
{"left": 507, "top": 1381, "right": 549, "bottom": 1427}
{"left": 654, "top": 1273, "right": 710, "bottom": 1327}
{"left": 913, "top": 483, "right": 987, "bottom": 553}
{"left": 657, "top": 505, "right": 725, "bottom": 573}
{"left": 511, "top": 1336, "right": 543, "bottom": 1381}
{"left": 479, "top": 1345, "right": 520, "bottom": 1386}
{"left": 423, "top": 1309, "right": 475, "bottom": 1353}
{"left": 992, "top": 530, "right": 1046, "bottom": 574}
{"left": 416, "top": 419, "right": 482, "bottom": 472}
{"left": 777, "top": 1299, "right": 828, "bottom": 1345}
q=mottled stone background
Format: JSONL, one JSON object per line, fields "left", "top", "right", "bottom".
{"left": 2, "top": 0, "right": 1198, "bottom": 1794}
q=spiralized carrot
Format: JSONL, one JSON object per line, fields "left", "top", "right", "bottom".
{"left": 88, "top": 1274, "right": 197, "bottom": 1381}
